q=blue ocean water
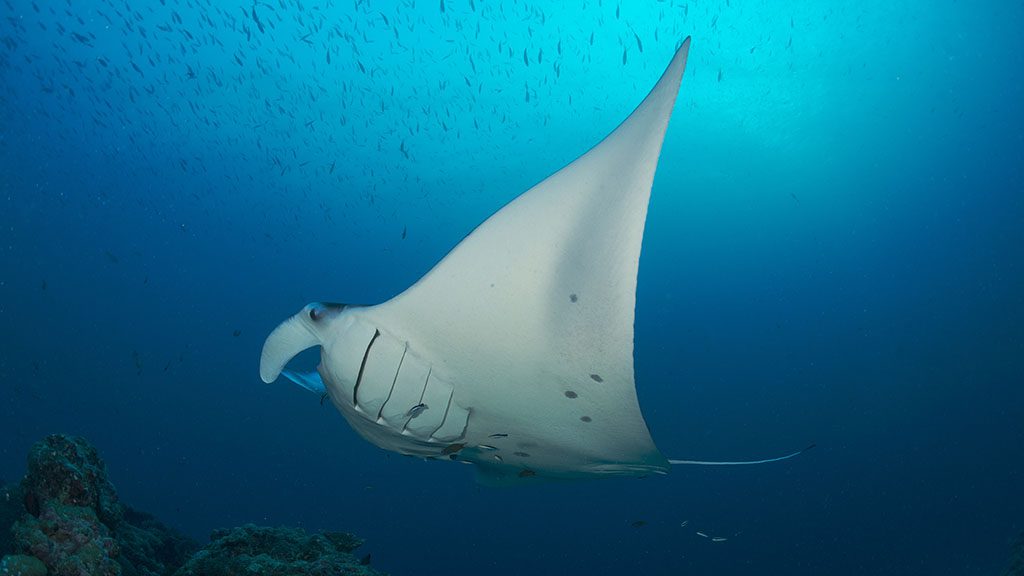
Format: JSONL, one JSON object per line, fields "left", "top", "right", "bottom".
{"left": 1, "top": 0, "right": 1022, "bottom": 574}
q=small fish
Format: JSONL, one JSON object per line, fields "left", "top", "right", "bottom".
{"left": 406, "top": 403, "right": 428, "bottom": 418}
{"left": 712, "top": 537, "right": 728, "bottom": 542}
{"left": 631, "top": 520, "right": 647, "bottom": 528}
{"left": 232, "top": 329, "right": 241, "bottom": 337}
{"left": 476, "top": 444, "right": 498, "bottom": 451}
{"left": 696, "top": 531, "right": 709, "bottom": 538}
{"left": 252, "top": 6, "right": 265, "bottom": 33}
{"left": 71, "top": 32, "right": 94, "bottom": 46}
{"left": 359, "top": 553, "right": 372, "bottom": 566}
{"left": 488, "top": 433, "right": 509, "bottom": 438}
{"left": 441, "top": 443, "right": 465, "bottom": 455}
{"left": 680, "top": 520, "right": 689, "bottom": 527}
{"left": 517, "top": 468, "right": 536, "bottom": 478}
{"left": 401, "top": 225, "right": 407, "bottom": 240}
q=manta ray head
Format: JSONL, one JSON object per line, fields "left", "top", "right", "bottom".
{"left": 259, "top": 301, "right": 347, "bottom": 384}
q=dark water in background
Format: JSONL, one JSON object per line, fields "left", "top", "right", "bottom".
{"left": 1, "top": 0, "right": 1022, "bottom": 574}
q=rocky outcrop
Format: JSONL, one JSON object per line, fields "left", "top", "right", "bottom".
{"left": 4, "top": 435, "right": 196, "bottom": 576}
{"left": 1006, "top": 531, "right": 1024, "bottom": 576}
{"left": 173, "top": 524, "right": 383, "bottom": 576}
{"left": 1, "top": 435, "right": 388, "bottom": 576}
{"left": 0, "top": 482, "right": 23, "bottom": 556}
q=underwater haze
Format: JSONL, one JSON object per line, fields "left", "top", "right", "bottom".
{"left": 2, "top": 0, "right": 1023, "bottom": 574}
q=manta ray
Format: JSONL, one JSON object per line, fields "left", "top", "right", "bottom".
{"left": 260, "top": 38, "right": 812, "bottom": 484}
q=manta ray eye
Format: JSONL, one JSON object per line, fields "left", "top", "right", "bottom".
{"left": 309, "top": 305, "right": 331, "bottom": 321}
{"left": 309, "top": 302, "right": 345, "bottom": 321}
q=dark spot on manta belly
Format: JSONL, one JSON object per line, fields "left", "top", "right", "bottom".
{"left": 441, "top": 443, "right": 465, "bottom": 455}
{"left": 580, "top": 416, "right": 592, "bottom": 423}
{"left": 569, "top": 293, "right": 578, "bottom": 302}
{"left": 564, "top": 390, "right": 578, "bottom": 399}
{"left": 590, "top": 374, "right": 603, "bottom": 383}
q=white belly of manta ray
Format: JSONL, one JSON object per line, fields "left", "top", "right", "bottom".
{"left": 260, "top": 37, "right": 813, "bottom": 485}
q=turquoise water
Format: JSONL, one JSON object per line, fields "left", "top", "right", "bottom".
{"left": 2, "top": 0, "right": 1022, "bottom": 574}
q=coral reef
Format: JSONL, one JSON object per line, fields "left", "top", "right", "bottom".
{"left": 116, "top": 507, "right": 197, "bottom": 576}
{"left": 20, "top": 436, "right": 122, "bottom": 526}
{"left": 1006, "top": 531, "right": 1024, "bottom": 576}
{"left": 4, "top": 435, "right": 196, "bottom": 576}
{"left": 12, "top": 500, "right": 121, "bottom": 576}
{"left": 1, "top": 435, "right": 388, "bottom": 576}
{"left": 0, "top": 483, "right": 23, "bottom": 557}
{"left": 173, "top": 524, "right": 383, "bottom": 576}
{"left": 0, "top": 554, "right": 48, "bottom": 576}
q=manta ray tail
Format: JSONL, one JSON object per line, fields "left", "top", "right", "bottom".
{"left": 669, "top": 443, "right": 816, "bottom": 466}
